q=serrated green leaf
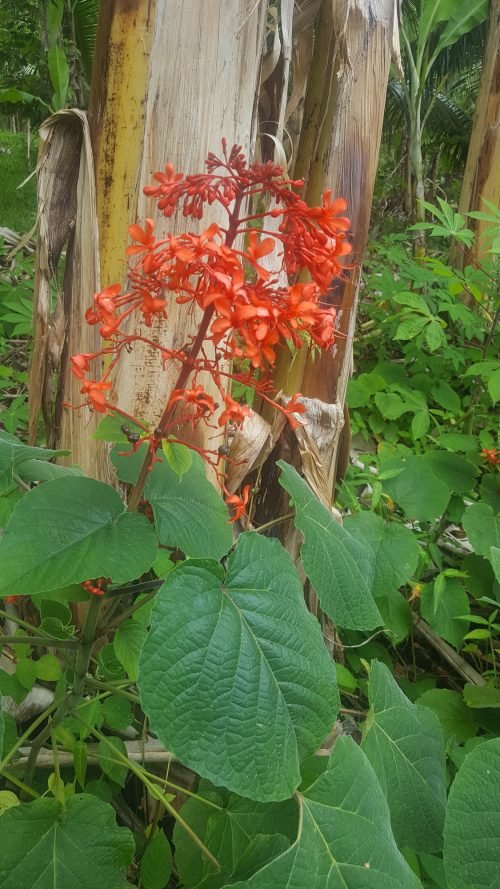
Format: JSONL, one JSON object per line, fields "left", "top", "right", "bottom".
{"left": 487, "top": 368, "right": 500, "bottom": 404}
{"left": 0, "top": 794, "right": 134, "bottom": 888}
{"left": 0, "top": 477, "right": 157, "bottom": 596}
{"left": 431, "top": 380, "right": 461, "bottom": 413}
{"left": 278, "top": 462, "right": 381, "bottom": 631}
{"left": 426, "top": 320, "right": 446, "bottom": 352}
{"left": 412, "top": 409, "right": 430, "bottom": 439}
{"left": 140, "top": 829, "right": 173, "bottom": 889}
{"left": 444, "top": 738, "right": 500, "bottom": 889}
{"left": 138, "top": 532, "right": 339, "bottom": 801}
{"left": 362, "top": 661, "right": 447, "bottom": 854}
{"left": 491, "top": 547, "right": 500, "bottom": 584}
{"left": 225, "top": 737, "right": 421, "bottom": 889}
{"left": 394, "top": 316, "right": 429, "bottom": 340}
{"left": 114, "top": 620, "right": 147, "bottom": 681}
{"left": 393, "top": 291, "right": 431, "bottom": 314}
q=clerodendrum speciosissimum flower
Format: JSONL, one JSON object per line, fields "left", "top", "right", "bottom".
{"left": 70, "top": 140, "right": 351, "bottom": 519}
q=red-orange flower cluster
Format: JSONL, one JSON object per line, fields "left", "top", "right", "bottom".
{"left": 71, "top": 141, "right": 351, "bottom": 519}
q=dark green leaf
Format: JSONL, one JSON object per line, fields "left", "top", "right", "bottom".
{"left": 417, "top": 690, "right": 478, "bottom": 743}
{"left": 114, "top": 620, "right": 147, "bottom": 681}
{"left": 463, "top": 685, "right": 500, "bottom": 709}
{"left": 225, "top": 738, "right": 421, "bottom": 888}
{"left": 278, "top": 462, "right": 381, "bottom": 630}
{"left": 138, "top": 532, "right": 339, "bottom": 801}
{"left": 444, "top": 738, "right": 500, "bottom": 889}
{"left": 420, "top": 580, "right": 469, "bottom": 649}
{"left": 98, "top": 736, "right": 129, "bottom": 787}
{"left": 0, "top": 477, "right": 157, "bottom": 596}
{"left": 381, "top": 454, "right": 450, "bottom": 521}
{"left": 140, "top": 829, "right": 173, "bottom": 889}
{"left": 362, "top": 661, "right": 447, "bottom": 854}
{"left": 463, "top": 503, "right": 500, "bottom": 559}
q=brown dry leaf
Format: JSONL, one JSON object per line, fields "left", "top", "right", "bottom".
{"left": 29, "top": 109, "right": 111, "bottom": 481}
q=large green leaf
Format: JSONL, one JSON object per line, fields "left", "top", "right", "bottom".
{"left": 381, "top": 454, "right": 450, "bottom": 521}
{"left": 278, "top": 462, "right": 381, "bottom": 630}
{"left": 463, "top": 503, "right": 500, "bottom": 559}
{"left": 0, "top": 695, "right": 4, "bottom": 755}
{"left": 424, "top": 451, "right": 478, "bottom": 494}
{"left": 417, "top": 689, "right": 478, "bottom": 744}
{"left": 145, "top": 455, "right": 232, "bottom": 559}
{"left": 420, "top": 579, "right": 470, "bottom": 649}
{"left": 362, "top": 661, "right": 447, "bottom": 854}
{"left": 444, "top": 738, "right": 500, "bottom": 889}
{"left": 0, "top": 794, "right": 134, "bottom": 888}
{"left": 112, "top": 444, "right": 232, "bottom": 559}
{"left": 224, "top": 737, "right": 421, "bottom": 888}
{"left": 0, "top": 477, "right": 157, "bottom": 596}
{"left": 434, "top": 0, "right": 488, "bottom": 58}
{"left": 174, "top": 787, "right": 297, "bottom": 888}
{"left": 0, "top": 430, "right": 69, "bottom": 495}
{"left": 344, "top": 511, "right": 418, "bottom": 640}
{"left": 138, "top": 532, "right": 339, "bottom": 801}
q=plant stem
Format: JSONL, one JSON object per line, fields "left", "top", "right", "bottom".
{"left": 255, "top": 512, "right": 295, "bottom": 534}
{"left": 86, "top": 676, "right": 140, "bottom": 704}
{"left": 103, "top": 590, "right": 157, "bottom": 631}
{"left": 0, "top": 607, "right": 76, "bottom": 639}
{"left": 0, "top": 698, "right": 62, "bottom": 773}
{"left": 22, "top": 596, "right": 102, "bottom": 790}
{"left": 1, "top": 769, "right": 41, "bottom": 799}
{"left": 0, "top": 635, "right": 79, "bottom": 648}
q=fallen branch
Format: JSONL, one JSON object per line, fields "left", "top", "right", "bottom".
{"left": 412, "top": 613, "right": 485, "bottom": 687}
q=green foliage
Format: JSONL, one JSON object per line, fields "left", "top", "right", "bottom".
{"left": 0, "top": 132, "right": 38, "bottom": 229}
{"left": 138, "top": 532, "right": 339, "bottom": 801}
{"left": 0, "top": 794, "right": 134, "bottom": 888}
{"left": 443, "top": 739, "right": 500, "bottom": 888}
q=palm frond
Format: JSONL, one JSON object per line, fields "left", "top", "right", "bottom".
{"left": 71, "top": 0, "right": 99, "bottom": 83}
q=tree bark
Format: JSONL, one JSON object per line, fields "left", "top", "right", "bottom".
{"left": 451, "top": 0, "right": 500, "bottom": 271}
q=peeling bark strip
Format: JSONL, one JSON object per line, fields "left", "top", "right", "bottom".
{"left": 28, "top": 110, "right": 111, "bottom": 481}
{"left": 452, "top": 0, "right": 499, "bottom": 271}
{"left": 88, "top": 0, "right": 267, "bottom": 462}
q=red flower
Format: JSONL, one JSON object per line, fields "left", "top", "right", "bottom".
{"left": 169, "top": 386, "right": 215, "bottom": 415}
{"left": 127, "top": 218, "right": 156, "bottom": 256}
{"left": 71, "top": 353, "right": 95, "bottom": 380}
{"left": 225, "top": 484, "right": 251, "bottom": 523}
{"left": 218, "top": 394, "right": 252, "bottom": 427}
{"left": 481, "top": 448, "right": 499, "bottom": 467}
{"left": 80, "top": 380, "right": 113, "bottom": 413}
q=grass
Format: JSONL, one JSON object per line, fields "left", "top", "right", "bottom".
{"left": 0, "top": 129, "right": 38, "bottom": 232}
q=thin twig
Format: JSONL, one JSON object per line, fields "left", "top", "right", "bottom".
{"left": 412, "top": 613, "right": 486, "bottom": 686}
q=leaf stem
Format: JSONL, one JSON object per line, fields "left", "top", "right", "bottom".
{"left": 0, "top": 634, "right": 79, "bottom": 649}
{"left": 255, "top": 512, "right": 295, "bottom": 534}
{"left": 85, "top": 677, "right": 140, "bottom": 704}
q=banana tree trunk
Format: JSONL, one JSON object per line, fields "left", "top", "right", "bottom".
{"left": 255, "top": 0, "right": 400, "bottom": 527}
{"left": 30, "top": 0, "right": 267, "bottom": 476}
{"left": 451, "top": 0, "right": 499, "bottom": 271}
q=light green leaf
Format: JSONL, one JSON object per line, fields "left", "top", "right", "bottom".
{"left": 463, "top": 503, "right": 500, "bottom": 558}
{"left": 394, "top": 316, "right": 429, "bottom": 341}
{"left": 375, "top": 392, "right": 414, "bottom": 419}
{"left": 225, "top": 737, "right": 421, "bottom": 888}
{"left": 144, "top": 452, "right": 232, "bottom": 559}
{"left": 0, "top": 695, "right": 3, "bottom": 757}
{"left": 140, "top": 829, "right": 173, "bottom": 889}
{"left": 491, "top": 547, "right": 500, "bottom": 584}
{"left": 362, "top": 661, "right": 447, "bottom": 854}
{"left": 444, "top": 738, "right": 500, "bottom": 889}
{"left": 393, "top": 291, "right": 431, "bottom": 314}
{"left": 0, "top": 477, "right": 157, "bottom": 596}
{"left": 412, "top": 409, "right": 430, "bottom": 439}
{"left": 73, "top": 740, "right": 87, "bottom": 789}
{"left": 426, "top": 320, "right": 446, "bottom": 352}
{"left": 0, "top": 794, "right": 134, "bottom": 888}
{"left": 0, "top": 430, "right": 69, "bottom": 495}
{"left": 417, "top": 689, "right": 478, "bottom": 744}
{"left": 92, "top": 414, "right": 146, "bottom": 443}
{"left": 35, "top": 654, "right": 62, "bottom": 682}
{"left": 0, "top": 791, "right": 19, "bottom": 815}
{"left": 114, "top": 620, "right": 147, "bottom": 681}
{"left": 488, "top": 368, "right": 500, "bottom": 404}
{"left": 434, "top": 0, "right": 488, "bottom": 57}
{"left": 421, "top": 579, "right": 469, "bottom": 649}
{"left": 278, "top": 462, "right": 381, "bottom": 630}
{"left": 138, "top": 532, "right": 339, "bottom": 801}
{"left": 431, "top": 381, "right": 461, "bottom": 414}
{"left": 48, "top": 45, "right": 69, "bottom": 109}
{"left": 162, "top": 439, "right": 193, "bottom": 479}
{"left": 463, "top": 685, "right": 500, "bottom": 710}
